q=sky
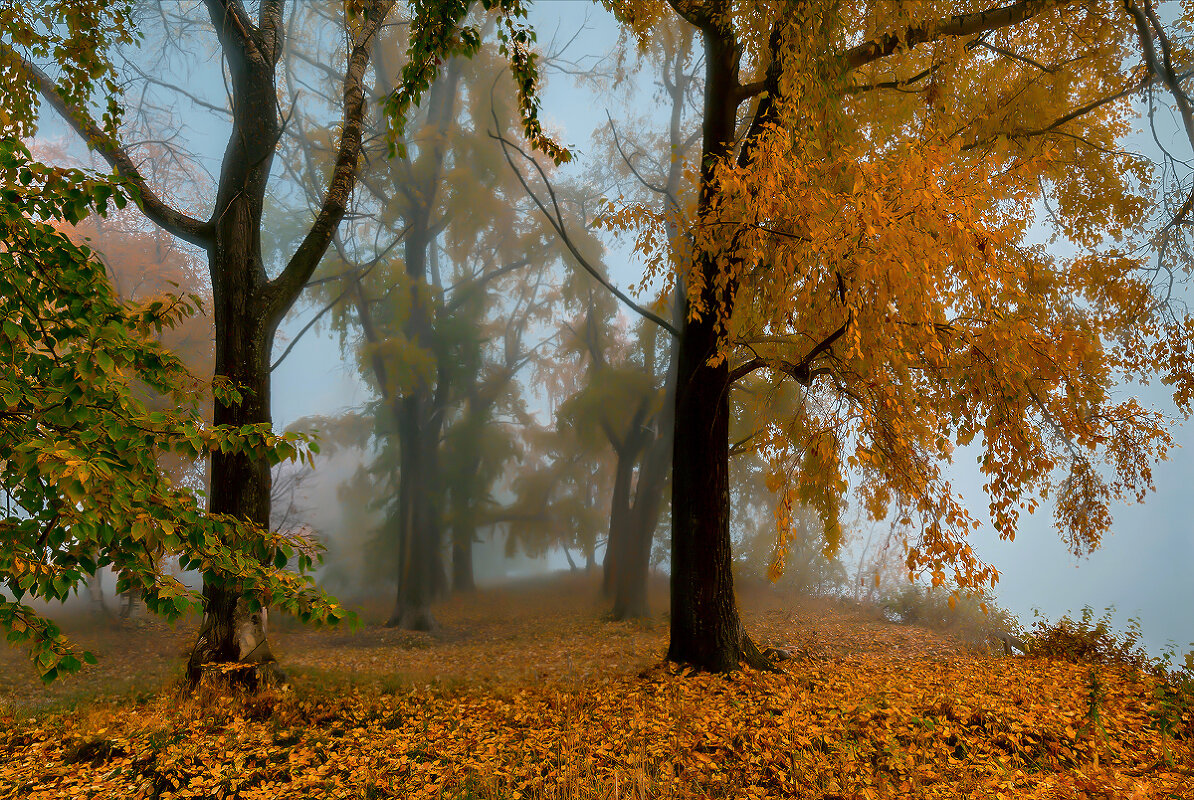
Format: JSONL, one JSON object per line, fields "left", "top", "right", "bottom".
{"left": 33, "top": 2, "right": 1194, "bottom": 656}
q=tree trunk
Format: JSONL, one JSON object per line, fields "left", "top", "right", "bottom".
{"left": 375, "top": 61, "right": 460, "bottom": 630}
{"left": 22, "top": 0, "right": 393, "bottom": 689}
{"left": 667, "top": 306, "right": 756, "bottom": 669}
{"left": 666, "top": 19, "right": 770, "bottom": 672}
{"left": 186, "top": 13, "right": 283, "bottom": 687}
{"left": 602, "top": 448, "right": 635, "bottom": 597}
{"left": 387, "top": 226, "right": 446, "bottom": 629}
{"left": 612, "top": 302, "right": 678, "bottom": 621}
{"left": 612, "top": 435, "right": 669, "bottom": 620}
{"left": 452, "top": 524, "right": 476, "bottom": 593}
{"left": 86, "top": 572, "right": 109, "bottom": 618}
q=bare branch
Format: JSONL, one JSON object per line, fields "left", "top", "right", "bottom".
{"left": 2, "top": 49, "right": 214, "bottom": 247}
{"left": 265, "top": 0, "right": 398, "bottom": 325}
{"left": 490, "top": 120, "right": 680, "bottom": 338}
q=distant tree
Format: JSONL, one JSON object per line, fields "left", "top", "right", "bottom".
{"left": 276, "top": 19, "right": 562, "bottom": 625}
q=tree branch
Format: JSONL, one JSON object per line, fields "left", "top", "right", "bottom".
{"left": 265, "top": 0, "right": 397, "bottom": 325}
{"left": 490, "top": 121, "right": 680, "bottom": 338}
{"left": 841, "top": 0, "right": 1062, "bottom": 72}
{"left": 204, "top": 0, "right": 262, "bottom": 64}
{"left": 1127, "top": 0, "right": 1194, "bottom": 160}
{"left": 270, "top": 234, "right": 401, "bottom": 372}
{"left": 2, "top": 47, "right": 214, "bottom": 248}
{"left": 728, "top": 316, "right": 849, "bottom": 384}
{"left": 962, "top": 71, "right": 1151, "bottom": 151}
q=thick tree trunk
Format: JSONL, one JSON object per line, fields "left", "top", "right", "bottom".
{"left": 188, "top": 258, "right": 282, "bottom": 685}
{"left": 23, "top": 0, "right": 391, "bottom": 690}
{"left": 389, "top": 390, "right": 442, "bottom": 629}
{"left": 667, "top": 308, "right": 755, "bottom": 669}
{"left": 186, "top": 15, "right": 283, "bottom": 687}
{"left": 666, "top": 19, "right": 770, "bottom": 672}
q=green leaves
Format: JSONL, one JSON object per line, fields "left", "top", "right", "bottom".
{"left": 0, "top": 140, "right": 342, "bottom": 680}
{"left": 385, "top": 0, "right": 568, "bottom": 164}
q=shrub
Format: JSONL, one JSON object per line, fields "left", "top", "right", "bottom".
{"left": 1027, "top": 607, "right": 1153, "bottom": 671}
{"left": 880, "top": 582, "right": 1020, "bottom": 651}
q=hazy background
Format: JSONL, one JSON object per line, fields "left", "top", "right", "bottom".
{"left": 31, "top": 2, "right": 1193, "bottom": 656}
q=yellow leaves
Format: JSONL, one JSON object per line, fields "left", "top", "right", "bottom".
{"left": 6, "top": 593, "right": 1186, "bottom": 800}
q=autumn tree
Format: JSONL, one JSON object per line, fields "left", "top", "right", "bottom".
{"left": 0, "top": 142, "right": 339, "bottom": 681}
{"left": 273, "top": 13, "right": 566, "bottom": 624}
{"left": 596, "top": 0, "right": 1194, "bottom": 672}
{"left": 3, "top": 0, "right": 561, "bottom": 681}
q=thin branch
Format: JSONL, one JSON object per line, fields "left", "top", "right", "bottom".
{"left": 490, "top": 120, "right": 680, "bottom": 338}
{"left": 728, "top": 315, "right": 849, "bottom": 384}
{"left": 962, "top": 72, "right": 1151, "bottom": 151}
{"left": 265, "top": 0, "right": 397, "bottom": 324}
{"left": 270, "top": 235, "right": 401, "bottom": 372}
{"left": 125, "top": 62, "right": 233, "bottom": 117}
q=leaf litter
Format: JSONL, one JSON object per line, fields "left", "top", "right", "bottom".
{"left": 1, "top": 574, "right": 1189, "bottom": 799}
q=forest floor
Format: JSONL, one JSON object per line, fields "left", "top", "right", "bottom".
{"left": 0, "top": 572, "right": 1190, "bottom": 799}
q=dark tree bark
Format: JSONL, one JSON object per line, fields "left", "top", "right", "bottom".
{"left": 665, "top": 10, "right": 771, "bottom": 672}
{"left": 601, "top": 441, "right": 637, "bottom": 597}
{"left": 17, "top": 0, "right": 396, "bottom": 687}
{"left": 611, "top": 408, "right": 672, "bottom": 620}
{"left": 451, "top": 527, "right": 476, "bottom": 593}
{"left": 387, "top": 217, "right": 449, "bottom": 630}
{"left": 604, "top": 402, "right": 650, "bottom": 612}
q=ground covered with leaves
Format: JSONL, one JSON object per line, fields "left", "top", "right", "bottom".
{"left": 1, "top": 574, "right": 1190, "bottom": 799}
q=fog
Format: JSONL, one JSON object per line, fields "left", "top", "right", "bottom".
{"left": 22, "top": 2, "right": 1193, "bottom": 659}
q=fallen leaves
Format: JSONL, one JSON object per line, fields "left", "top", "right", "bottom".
{"left": 0, "top": 576, "right": 1190, "bottom": 799}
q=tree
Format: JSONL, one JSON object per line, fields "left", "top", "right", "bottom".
{"left": 598, "top": 0, "right": 1194, "bottom": 671}
{"left": 275, "top": 16, "right": 564, "bottom": 624}
{"left": 0, "top": 141, "right": 340, "bottom": 682}
{"left": 3, "top": 0, "right": 395, "bottom": 685}
{"left": 4, "top": 0, "right": 560, "bottom": 682}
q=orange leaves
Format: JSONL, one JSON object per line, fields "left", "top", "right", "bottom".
{"left": 603, "top": 2, "right": 1191, "bottom": 598}
{"left": 2, "top": 580, "right": 1191, "bottom": 799}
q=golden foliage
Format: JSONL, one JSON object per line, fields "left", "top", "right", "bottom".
{"left": 601, "top": 0, "right": 1189, "bottom": 590}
